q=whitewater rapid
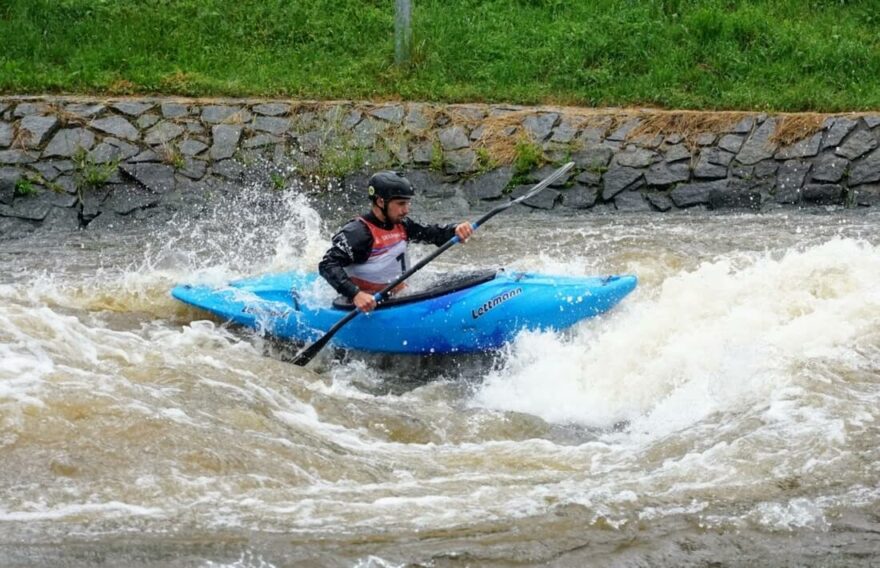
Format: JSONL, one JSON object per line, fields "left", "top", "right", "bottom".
{"left": 1, "top": 188, "right": 878, "bottom": 566}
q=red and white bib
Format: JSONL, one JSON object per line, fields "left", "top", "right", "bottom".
{"left": 344, "top": 217, "right": 409, "bottom": 293}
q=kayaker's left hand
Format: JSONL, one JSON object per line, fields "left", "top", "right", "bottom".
{"left": 455, "top": 222, "right": 474, "bottom": 242}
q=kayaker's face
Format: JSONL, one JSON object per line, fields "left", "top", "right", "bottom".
{"left": 378, "top": 197, "right": 411, "bottom": 223}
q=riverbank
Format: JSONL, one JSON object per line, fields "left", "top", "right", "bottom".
{"left": 2, "top": 96, "right": 880, "bottom": 238}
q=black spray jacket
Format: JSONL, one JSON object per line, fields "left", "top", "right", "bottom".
{"left": 318, "top": 211, "right": 456, "bottom": 299}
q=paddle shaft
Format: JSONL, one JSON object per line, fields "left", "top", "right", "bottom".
{"left": 292, "top": 161, "right": 575, "bottom": 366}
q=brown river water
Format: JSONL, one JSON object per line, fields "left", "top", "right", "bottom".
{"left": 1, "top": 185, "right": 879, "bottom": 567}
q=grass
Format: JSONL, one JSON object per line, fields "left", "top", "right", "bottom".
{"left": 160, "top": 145, "right": 186, "bottom": 169}
{"left": 0, "top": 0, "right": 878, "bottom": 111}
{"left": 317, "top": 144, "right": 367, "bottom": 177}
{"left": 513, "top": 139, "right": 543, "bottom": 175}
{"left": 72, "top": 149, "right": 118, "bottom": 201}
{"left": 429, "top": 140, "right": 444, "bottom": 171}
{"left": 14, "top": 178, "right": 37, "bottom": 197}
{"left": 270, "top": 172, "right": 286, "bottom": 190}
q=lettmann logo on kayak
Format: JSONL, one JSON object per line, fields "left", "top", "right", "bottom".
{"left": 472, "top": 288, "right": 523, "bottom": 319}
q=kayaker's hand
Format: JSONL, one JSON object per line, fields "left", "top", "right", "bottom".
{"left": 455, "top": 222, "right": 474, "bottom": 242}
{"left": 353, "top": 291, "right": 377, "bottom": 313}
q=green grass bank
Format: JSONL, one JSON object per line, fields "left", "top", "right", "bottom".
{"left": 1, "top": 0, "right": 878, "bottom": 112}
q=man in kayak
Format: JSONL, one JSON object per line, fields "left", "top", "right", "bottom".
{"left": 319, "top": 171, "right": 474, "bottom": 313}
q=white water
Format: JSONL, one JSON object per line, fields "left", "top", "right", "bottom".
{"left": 476, "top": 238, "right": 880, "bottom": 432}
{"left": 1, "top": 188, "right": 879, "bottom": 566}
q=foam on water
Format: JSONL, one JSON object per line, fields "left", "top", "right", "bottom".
{"left": 0, "top": 185, "right": 336, "bottom": 454}
{"left": 0, "top": 502, "right": 163, "bottom": 522}
{"left": 473, "top": 238, "right": 880, "bottom": 436}
{"left": 3, "top": 185, "right": 880, "bottom": 562}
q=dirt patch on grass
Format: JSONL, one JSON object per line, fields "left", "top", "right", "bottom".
{"left": 629, "top": 111, "right": 753, "bottom": 146}
{"left": 771, "top": 114, "right": 826, "bottom": 146}
{"left": 452, "top": 106, "right": 837, "bottom": 163}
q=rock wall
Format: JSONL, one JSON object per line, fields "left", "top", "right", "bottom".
{"left": 1, "top": 96, "right": 879, "bottom": 236}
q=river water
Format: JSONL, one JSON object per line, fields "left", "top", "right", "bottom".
{"left": 1, "top": 185, "right": 879, "bottom": 567}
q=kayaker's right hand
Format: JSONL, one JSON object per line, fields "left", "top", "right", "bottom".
{"left": 455, "top": 221, "right": 474, "bottom": 242}
{"left": 353, "top": 291, "right": 377, "bottom": 313}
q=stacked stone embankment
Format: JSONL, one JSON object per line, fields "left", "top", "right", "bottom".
{"left": 1, "top": 96, "right": 879, "bottom": 236}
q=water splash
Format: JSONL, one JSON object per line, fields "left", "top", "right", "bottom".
{"left": 473, "top": 238, "right": 880, "bottom": 436}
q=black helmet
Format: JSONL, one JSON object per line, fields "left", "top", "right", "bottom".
{"left": 368, "top": 171, "right": 415, "bottom": 202}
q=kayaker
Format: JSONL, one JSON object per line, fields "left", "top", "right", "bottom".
{"left": 319, "top": 171, "right": 474, "bottom": 313}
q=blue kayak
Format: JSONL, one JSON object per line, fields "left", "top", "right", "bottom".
{"left": 171, "top": 270, "right": 637, "bottom": 354}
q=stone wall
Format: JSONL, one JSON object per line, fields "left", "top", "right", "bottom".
{"left": 1, "top": 96, "right": 879, "bottom": 236}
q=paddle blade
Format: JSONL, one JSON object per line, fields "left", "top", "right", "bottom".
{"left": 512, "top": 161, "right": 574, "bottom": 206}
{"left": 292, "top": 309, "right": 359, "bottom": 366}
{"left": 291, "top": 337, "right": 330, "bottom": 366}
